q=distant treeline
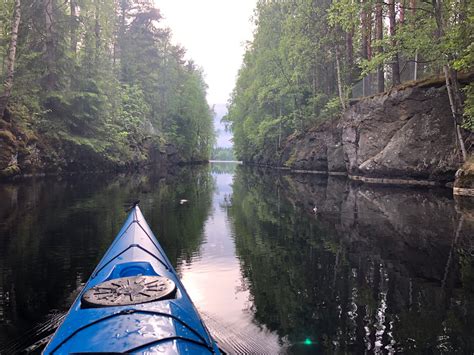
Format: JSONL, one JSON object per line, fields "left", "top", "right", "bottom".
{"left": 211, "top": 147, "right": 236, "bottom": 161}
{"left": 225, "top": 0, "right": 473, "bottom": 162}
{"left": 0, "top": 0, "right": 214, "bottom": 163}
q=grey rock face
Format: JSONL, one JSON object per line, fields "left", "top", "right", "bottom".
{"left": 280, "top": 119, "right": 344, "bottom": 172}
{"left": 341, "top": 85, "right": 461, "bottom": 181}
{"left": 271, "top": 82, "right": 467, "bottom": 183}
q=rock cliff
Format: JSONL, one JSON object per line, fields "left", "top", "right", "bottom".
{"left": 342, "top": 84, "right": 463, "bottom": 182}
{"left": 280, "top": 119, "right": 345, "bottom": 173}
{"left": 275, "top": 78, "right": 472, "bottom": 185}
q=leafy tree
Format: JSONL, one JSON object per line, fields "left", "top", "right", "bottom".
{"left": 226, "top": 0, "right": 473, "bottom": 163}
{"left": 225, "top": 0, "right": 349, "bottom": 161}
{"left": 211, "top": 147, "right": 236, "bottom": 161}
{"left": 0, "top": 0, "right": 214, "bottom": 171}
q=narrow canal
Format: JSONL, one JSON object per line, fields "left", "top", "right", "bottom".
{"left": 0, "top": 163, "right": 473, "bottom": 353}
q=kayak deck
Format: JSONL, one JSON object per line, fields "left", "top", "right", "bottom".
{"left": 43, "top": 206, "right": 220, "bottom": 354}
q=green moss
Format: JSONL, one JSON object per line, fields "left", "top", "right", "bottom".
{"left": 63, "top": 135, "right": 107, "bottom": 154}
{"left": 0, "top": 164, "right": 20, "bottom": 178}
{"left": 285, "top": 149, "right": 297, "bottom": 167}
{"left": 0, "top": 129, "right": 17, "bottom": 145}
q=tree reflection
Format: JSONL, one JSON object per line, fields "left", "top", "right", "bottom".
{"left": 228, "top": 166, "right": 474, "bottom": 353}
{"left": 0, "top": 167, "right": 214, "bottom": 351}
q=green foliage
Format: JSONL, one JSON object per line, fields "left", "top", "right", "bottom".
{"left": 227, "top": 0, "right": 474, "bottom": 162}
{"left": 330, "top": 0, "right": 474, "bottom": 130}
{"left": 211, "top": 147, "right": 236, "bottom": 161}
{"left": 451, "top": 8, "right": 474, "bottom": 131}
{"left": 462, "top": 83, "right": 474, "bottom": 130}
{"left": 320, "top": 97, "right": 342, "bottom": 121}
{"left": 117, "top": 84, "right": 151, "bottom": 137}
{"left": 225, "top": 0, "right": 346, "bottom": 161}
{"left": 0, "top": 0, "right": 214, "bottom": 169}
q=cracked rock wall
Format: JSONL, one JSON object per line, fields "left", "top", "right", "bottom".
{"left": 341, "top": 84, "right": 462, "bottom": 181}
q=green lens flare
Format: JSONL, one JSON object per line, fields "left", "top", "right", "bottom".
{"left": 304, "top": 338, "right": 312, "bottom": 345}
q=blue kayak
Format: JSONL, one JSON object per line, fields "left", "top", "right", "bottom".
{"left": 43, "top": 205, "right": 221, "bottom": 354}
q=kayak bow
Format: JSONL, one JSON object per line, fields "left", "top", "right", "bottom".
{"left": 43, "top": 205, "right": 221, "bottom": 354}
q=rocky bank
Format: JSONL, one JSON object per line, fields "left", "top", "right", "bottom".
{"left": 0, "top": 111, "right": 184, "bottom": 179}
{"left": 454, "top": 157, "right": 474, "bottom": 196}
{"left": 263, "top": 77, "right": 474, "bottom": 190}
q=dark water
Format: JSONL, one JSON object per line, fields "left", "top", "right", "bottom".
{"left": 0, "top": 164, "right": 473, "bottom": 354}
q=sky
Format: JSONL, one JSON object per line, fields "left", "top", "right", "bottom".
{"left": 213, "top": 103, "right": 232, "bottom": 147}
{"left": 155, "top": 0, "right": 257, "bottom": 107}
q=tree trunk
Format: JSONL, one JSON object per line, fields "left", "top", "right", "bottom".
{"left": 414, "top": 49, "right": 418, "bottom": 80}
{"left": 0, "top": 0, "right": 21, "bottom": 119}
{"left": 336, "top": 49, "right": 346, "bottom": 110}
{"left": 367, "top": 9, "right": 372, "bottom": 61}
{"left": 361, "top": 0, "right": 369, "bottom": 96}
{"left": 44, "top": 0, "right": 57, "bottom": 90}
{"left": 278, "top": 103, "right": 282, "bottom": 149}
{"left": 433, "top": 0, "right": 443, "bottom": 38}
{"left": 410, "top": 0, "right": 416, "bottom": 15}
{"left": 346, "top": 27, "right": 354, "bottom": 84}
{"left": 70, "top": 0, "right": 77, "bottom": 55}
{"left": 443, "top": 65, "right": 467, "bottom": 162}
{"left": 361, "top": 1, "right": 368, "bottom": 61}
{"left": 119, "top": 0, "right": 128, "bottom": 80}
{"left": 410, "top": 0, "right": 418, "bottom": 79}
{"left": 376, "top": 0, "right": 384, "bottom": 93}
{"left": 432, "top": 0, "right": 466, "bottom": 161}
{"left": 95, "top": 1, "right": 101, "bottom": 65}
{"left": 388, "top": 0, "right": 401, "bottom": 86}
{"left": 399, "top": 0, "right": 405, "bottom": 24}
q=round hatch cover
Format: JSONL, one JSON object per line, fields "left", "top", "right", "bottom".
{"left": 82, "top": 275, "right": 176, "bottom": 307}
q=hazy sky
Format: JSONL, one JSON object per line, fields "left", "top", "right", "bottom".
{"left": 156, "top": 0, "right": 257, "bottom": 106}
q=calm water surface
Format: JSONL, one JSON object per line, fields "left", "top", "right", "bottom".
{"left": 0, "top": 163, "right": 473, "bottom": 353}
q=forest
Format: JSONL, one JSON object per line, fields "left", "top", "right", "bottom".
{"left": 211, "top": 147, "right": 236, "bottom": 161}
{"left": 0, "top": 0, "right": 214, "bottom": 175}
{"left": 225, "top": 0, "right": 473, "bottom": 162}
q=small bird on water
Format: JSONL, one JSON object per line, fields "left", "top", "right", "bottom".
{"left": 179, "top": 199, "right": 188, "bottom": 205}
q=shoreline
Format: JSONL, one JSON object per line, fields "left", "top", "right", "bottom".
{"left": 242, "top": 162, "right": 459, "bottom": 189}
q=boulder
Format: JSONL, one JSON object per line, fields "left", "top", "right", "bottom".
{"left": 454, "top": 156, "right": 474, "bottom": 196}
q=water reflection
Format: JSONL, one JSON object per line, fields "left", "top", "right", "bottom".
{"left": 0, "top": 168, "right": 214, "bottom": 352}
{"left": 179, "top": 162, "right": 283, "bottom": 353}
{"left": 0, "top": 165, "right": 473, "bottom": 354}
{"left": 228, "top": 167, "right": 474, "bottom": 353}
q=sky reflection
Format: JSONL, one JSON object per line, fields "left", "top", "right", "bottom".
{"left": 179, "top": 163, "right": 283, "bottom": 353}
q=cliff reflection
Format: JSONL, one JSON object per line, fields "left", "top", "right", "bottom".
{"left": 228, "top": 167, "right": 474, "bottom": 353}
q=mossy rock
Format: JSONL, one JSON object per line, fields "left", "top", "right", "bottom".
{"left": 284, "top": 149, "right": 297, "bottom": 167}
{"left": 455, "top": 156, "right": 474, "bottom": 189}
{"left": 0, "top": 119, "right": 12, "bottom": 130}
{"left": 0, "top": 164, "right": 20, "bottom": 178}
{"left": 0, "top": 129, "right": 17, "bottom": 146}
{"left": 454, "top": 156, "right": 474, "bottom": 199}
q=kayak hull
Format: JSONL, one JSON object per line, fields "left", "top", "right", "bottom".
{"left": 43, "top": 206, "right": 220, "bottom": 354}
